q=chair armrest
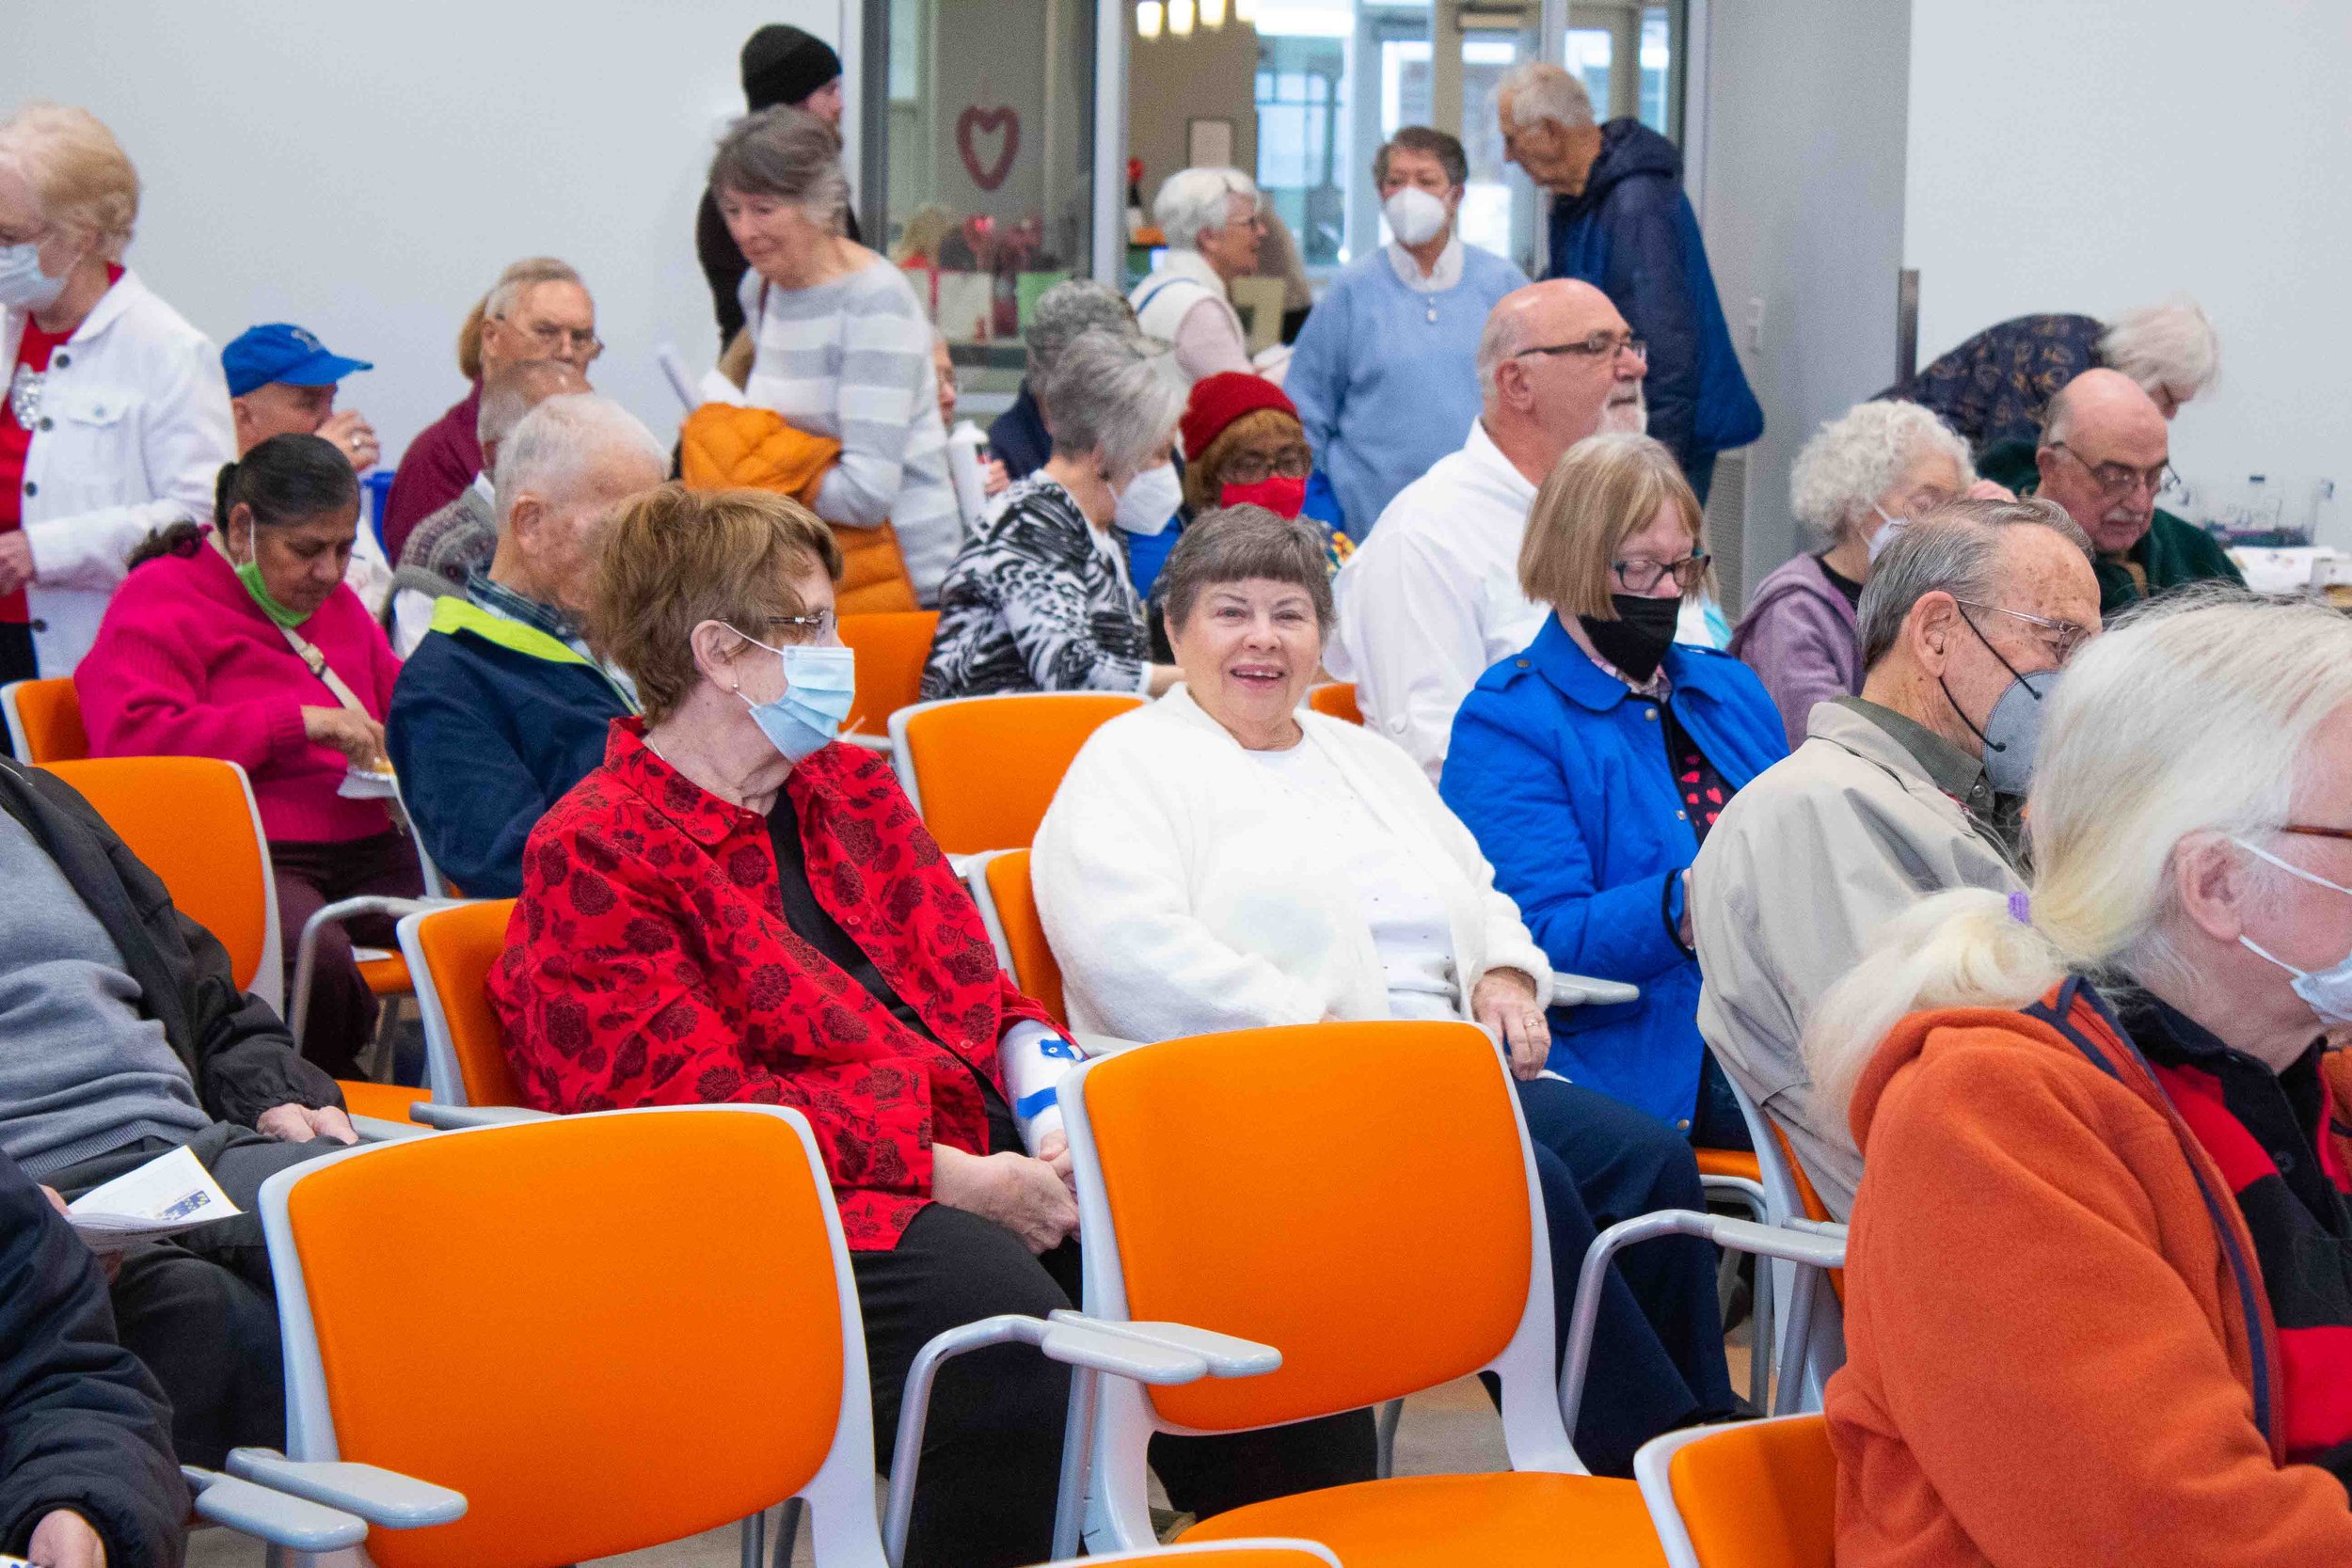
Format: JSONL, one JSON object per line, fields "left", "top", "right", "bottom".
{"left": 1561, "top": 1210, "right": 1848, "bottom": 1440}
{"left": 410, "top": 1102, "right": 555, "bottom": 1131}
{"left": 349, "top": 1114, "right": 434, "bottom": 1142}
{"left": 227, "top": 1449, "right": 466, "bottom": 1528}
{"left": 1550, "top": 973, "right": 1641, "bottom": 1007}
{"left": 1049, "top": 1309, "right": 1281, "bottom": 1377}
{"left": 183, "top": 1465, "right": 369, "bottom": 1551}
{"left": 843, "top": 731, "right": 892, "bottom": 753}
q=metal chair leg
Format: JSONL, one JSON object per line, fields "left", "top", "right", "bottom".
{"left": 1375, "top": 1396, "right": 1405, "bottom": 1479}
{"left": 739, "top": 1508, "right": 767, "bottom": 1568}
{"left": 771, "top": 1497, "right": 803, "bottom": 1567}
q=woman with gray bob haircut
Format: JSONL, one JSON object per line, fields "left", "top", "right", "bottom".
{"left": 921, "top": 330, "right": 1186, "bottom": 699}
{"left": 989, "top": 278, "right": 1138, "bottom": 480}
{"left": 1733, "top": 400, "right": 1982, "bottom": 747}
{"left": 1032, "top": 500, "right": 1743, "bottom": 1477}
{"left": 1801, "top": 589, "right": 2352, "bottom": 1564}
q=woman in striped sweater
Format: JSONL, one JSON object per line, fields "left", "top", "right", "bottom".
{"left": 711, "top": 106, "right": 962, "bottom": 603}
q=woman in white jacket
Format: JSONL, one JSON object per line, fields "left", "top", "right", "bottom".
{"left": 1032, "top": 503, "right": 1740, "bottom": 1476}
{"left": 0, "top": 103, "right": 233, "bottom": 680}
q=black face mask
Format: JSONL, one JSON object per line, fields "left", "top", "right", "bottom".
{"left": 1580, "top": 594, "right": 1682, "bottom": 683}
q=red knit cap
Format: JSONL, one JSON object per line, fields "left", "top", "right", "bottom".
{"left": 1181, "top": 372, "right": 1297, "bottom": 461}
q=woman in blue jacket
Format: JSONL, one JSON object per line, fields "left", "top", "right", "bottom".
{"left": 1441, "top": 433, "right": 1787, "bottom": 1143}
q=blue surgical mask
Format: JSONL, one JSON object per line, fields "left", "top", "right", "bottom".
{"left": 0, "top": 241, "right": 70, "bottom": 312}
{"left": 2233, "top": 838, "right": 2352, "bottom": 1025}
{"left": 730, "top": 629, "right": 857, "bottom": 765}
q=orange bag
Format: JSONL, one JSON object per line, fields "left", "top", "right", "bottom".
{"left": 676, "top": 404, "right": 920, "bottom": 615}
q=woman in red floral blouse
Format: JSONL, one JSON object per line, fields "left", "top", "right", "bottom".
{"left": 490, "top": 486, "right": 1368, "bottom": 1568}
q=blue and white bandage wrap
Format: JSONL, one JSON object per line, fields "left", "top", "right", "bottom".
{"left": 1000, "top": 1022, "right": 1088, "bottom": 1151}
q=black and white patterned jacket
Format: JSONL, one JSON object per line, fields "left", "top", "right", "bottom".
{"left": 919, "top": 475, "right": 1151, "bottom": 700}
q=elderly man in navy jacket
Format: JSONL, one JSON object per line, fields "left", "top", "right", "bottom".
{"left": 1499, "top": 62, "right": 1760, "bottom": 502}
{"left": 388, "top": 394, "right": 665, "bottom": 898}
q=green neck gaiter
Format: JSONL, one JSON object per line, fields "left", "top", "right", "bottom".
{"left": 215, "top": 529, "right": 310, "bottom": 630}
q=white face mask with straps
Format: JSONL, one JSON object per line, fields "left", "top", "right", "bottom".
{"left": 2233, "top": 837, "right": 2352, "bottom": 1024}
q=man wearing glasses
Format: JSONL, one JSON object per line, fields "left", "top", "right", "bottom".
{"left": 382, "top": 257, "right": 602, "bottom": 562}
{"left": 2030, "top": 368, "right": 2242, "bottom": 614}
{"left": 1691, "top": 499, "right": 2100, "bottom": 1219}
{"left": 1328, "top": 278, "right": 1647, "bottom": 781}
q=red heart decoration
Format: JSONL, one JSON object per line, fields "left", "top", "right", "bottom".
{"left": 957, "top": 104, "right": 1021, "bottom": 192}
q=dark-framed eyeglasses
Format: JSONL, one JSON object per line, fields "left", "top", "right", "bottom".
{"left": 1952, "top": 599, "right": 2093, "bottom": 664}
{"left": 2048, "top": 443, "right": 2174, "bottom": 501}
{"left": 2281, "top": 824, "right": 2352, "bottom": 844}
{"left": 1220, "top": 449, "right": 1312, "bottom": 484}
{"left": 1611, "top": 553, "right": 1708, "bottom": 594}
{"left": 1516, "top": 332, "right": 1647, "bottom": 363}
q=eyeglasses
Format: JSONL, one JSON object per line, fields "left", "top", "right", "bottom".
{"left": 1219, "top": 449, "right": 1312, "bottom": 484}
{"left": 763, "top": 610, "right": 838, "bottom": 643}
{"left": 1953, "top": 599, "right": 2093, "bottom": 664}
{"left": 1611, "top": 553, "right": 1709, "bottom": 594}
{"left": 504, "top": 320, "right": 605, "bottom": 363}
{"left": 1516, "top": 332, "right": 1647, "bottom": 363}
{"left": 2280, "top": 824, "right": 2352, "bottom": 844}
{"left": 2048, "top": 443, "right": 2174, "bottom": 502}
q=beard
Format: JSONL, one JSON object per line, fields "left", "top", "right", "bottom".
{"left": 1599, "top": 383, "right": 1648, "bottom": 436}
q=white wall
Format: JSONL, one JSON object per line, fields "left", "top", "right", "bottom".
{"left": 3, "top": 0, "right": 846, "bottom": 464}
{"left": 1693, "top": 0, "right": 1913, "bottom": 602}
{"left": 1906, "top": 0, "right": 2352, "bottom": 541}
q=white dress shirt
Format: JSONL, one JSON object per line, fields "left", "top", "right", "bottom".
{"left": 1384, "top": 233, "right": 1466, "bottom": 294}
{"left": 1326, "top": 420, "right": 1548, "bottom": 780}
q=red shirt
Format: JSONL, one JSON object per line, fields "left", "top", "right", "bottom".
{"left": 380, "top": 381, "right": 482, "bottom": 564}
{"left": 0, "top": 310, "right": 81, "bottom": 623}
{"left": 487, "top": 721, "right": 1056, "bottom": 1249}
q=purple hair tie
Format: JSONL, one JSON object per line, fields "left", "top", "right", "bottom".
{"left": 2008, "top": 891, "right": 2032, "bottom": 925}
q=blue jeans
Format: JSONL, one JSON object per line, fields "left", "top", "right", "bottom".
{"left": 1515, "top": 1075, "right": 1737, "bottom": 1476}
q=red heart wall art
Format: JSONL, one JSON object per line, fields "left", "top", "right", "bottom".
{"left": 957, "top": 104, "right": 1021, "bottom": 192}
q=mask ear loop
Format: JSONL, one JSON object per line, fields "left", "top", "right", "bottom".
{"left": 1937, "top": 603, "right": 2042, "bottom": 755}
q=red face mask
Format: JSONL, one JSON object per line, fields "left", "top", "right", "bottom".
{"left": 1219, "top": 475, "right": 1308, "bottom": 518}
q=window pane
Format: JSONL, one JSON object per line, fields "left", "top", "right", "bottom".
{"left": 1639, "top": 7, "right": 1671, "bottom": 133}
{"left": 1565, "top": 26, "right": 1612, "bottom": 118}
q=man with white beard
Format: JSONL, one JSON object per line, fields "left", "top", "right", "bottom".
{"left": 1328, "top": 277, "right": 1648, "bottom": 780}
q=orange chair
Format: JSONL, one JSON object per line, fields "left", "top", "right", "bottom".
{"left": 1633, "top": 1415, "right": 1836, "bottom": 1568}
{"left": 1061, "top": 1020, "right": 1665, "bottom": 1567}
{"left": 889, "top": 692, "right": 1146, "bottom": 855}
{"left": 3, "top": 676, "right": 87, "bottom": 761}
{"left": 1306, "top": 683, "right": 1361, "bottom": 726}
{"left": 396, "top": 900, "right": 528, "bottom": 1112}
{"left": 256, "top": 1104, "right": 1338, "bottom": 1568}
{"left": 841, "top": 610, "right": 940, "bottom": 739}
{"left": 966, "top": 848, "right": 1067, "bottom": 1029}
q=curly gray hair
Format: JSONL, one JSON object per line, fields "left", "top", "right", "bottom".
{"left": 2099, "top": 295, "right": 2220, "bottom": 406}
{"left": 1024, "top": 278, "right": 1137, "bottom": 384}
{"left": 1153, "top": 167, "right": 1259, "bottom": 251}
{"left": 1789, "top": 400, "right": 1973, "bottom": 546}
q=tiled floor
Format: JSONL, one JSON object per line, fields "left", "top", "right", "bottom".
{"left": 189, "top": 1322, "right": 1756, "bottom": 1567}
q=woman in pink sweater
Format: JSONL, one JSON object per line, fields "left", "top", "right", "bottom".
{"left": 77, "top": 433, "right": 418, "bottom": 1076}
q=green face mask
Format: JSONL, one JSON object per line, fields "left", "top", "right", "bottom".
{"left": 221, "top": 530, "right": 310, "bottom": 630}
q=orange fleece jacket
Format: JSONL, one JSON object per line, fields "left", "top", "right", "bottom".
{"left": 1828, "top": 988, "right": 2352, "bottom": 1567}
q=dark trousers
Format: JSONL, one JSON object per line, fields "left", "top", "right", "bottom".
{"left": 270, "top": 830, "right": 422, "bottom": 1079}
{"left": 1689, "top": 1050, "right": 1755, "bottom": 1152}
{"left": 1516, "top": 1074, "right": 1738, "bottom": 1476}
{"left": 50, "top": 1124, "right": 349, "bottom": 1466}
{"left": 852, "top": 1202, "right": 1375, "bottom": 1568}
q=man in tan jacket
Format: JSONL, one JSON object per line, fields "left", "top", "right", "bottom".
{"left": 1692, "top": 499, "right": 2097, "bottom": 1215}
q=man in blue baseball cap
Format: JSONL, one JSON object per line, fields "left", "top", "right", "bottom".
{"left": 221, "top": 322, "right": 378, "bottom": 473}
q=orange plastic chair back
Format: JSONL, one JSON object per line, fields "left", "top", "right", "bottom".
{"left": 283, "top": 1110, "right": 849, "bottom": 1566}
{"left": 1082, "top": 1022, "right": 1533, "bottom": 1430}
{"left": 10, "top": 677, "right": 87, "bottom": 762}
{"left": 901, "top": 693, "right": 1145, "bottom": 854}
{"left": 1668, "top": 1414, "right": 1836, "bottom": 1568}
{"left": 44, "top": 757, "right": 269, "bottom": 991}
{"left": 412, "top": 900, "right": 528, "bottom": 1108}
{"left": 985, "top": 849, "right": 1065, "bottom": 1029}
{"left": 840, "top": 610, "right": 939, "bottom": 736}
{"left": 1307, "top": 683, "right": 1361, "bottom": 726}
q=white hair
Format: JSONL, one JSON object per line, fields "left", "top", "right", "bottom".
{"left": 493, "top": 394, "right": 665, "bottom": 522}
{"left": 1042, "top": 329, "right": 1185, "bottom": 486}
{"left": 1153, "top": 167, "right": 1259, "bottom": 252}
{"left": 1498, "top": 61, "right": 1595, "bottom": 130}
{"left": 2099, "top": 295, "right": 2220, "bottom": 405}
{"left": 1789, "top": 401, "right": 1974, "bottom": 546}
{"left": 1803, "top": 589, "right": 2352, "bottom": 1119}
{"left": 484, "top": 257, "right": 585, "bottom": 323}
{"left": 1474, "top": 297, "right": 1535, "bottom": 402}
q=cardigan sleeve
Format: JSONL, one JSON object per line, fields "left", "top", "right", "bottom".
{"left": 1033, "top": 743, "right": 1327, "bottom": 1038}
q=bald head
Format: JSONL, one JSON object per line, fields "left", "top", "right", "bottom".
{"left": 1476, "top": 280, "right": 1646, "bottom": 483}
{"left": 2037, "top": 368, "right": 2170, "bottom": 555}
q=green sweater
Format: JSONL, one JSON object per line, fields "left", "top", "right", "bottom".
{"left": 1976, "top": 439, "right": 2246, "bottom": 615}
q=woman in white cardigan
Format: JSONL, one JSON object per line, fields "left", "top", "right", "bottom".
{"left": 1032, "top": 504, "right": 1740, "bottom": 1476}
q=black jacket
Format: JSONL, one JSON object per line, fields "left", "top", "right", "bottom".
{"left": 0, "top": 759, "right": 342, "bottom": 1128}
{"left": 0, "top": 1153, "right": 187, "bottom": 1568}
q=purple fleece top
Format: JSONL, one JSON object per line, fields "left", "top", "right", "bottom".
{"left": 1729, "top": 552, "right": 1863, "bottom": 750}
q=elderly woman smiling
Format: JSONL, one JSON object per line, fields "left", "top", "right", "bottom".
{"left": 1032, "top": 504, "right": 1740, "bottom": 1476}
{"left": 1803, "top": 592, "right": 2352, "bottom": 1567}
{"left": 1731, "top": 400, "right": 1980, "bottom": 748}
